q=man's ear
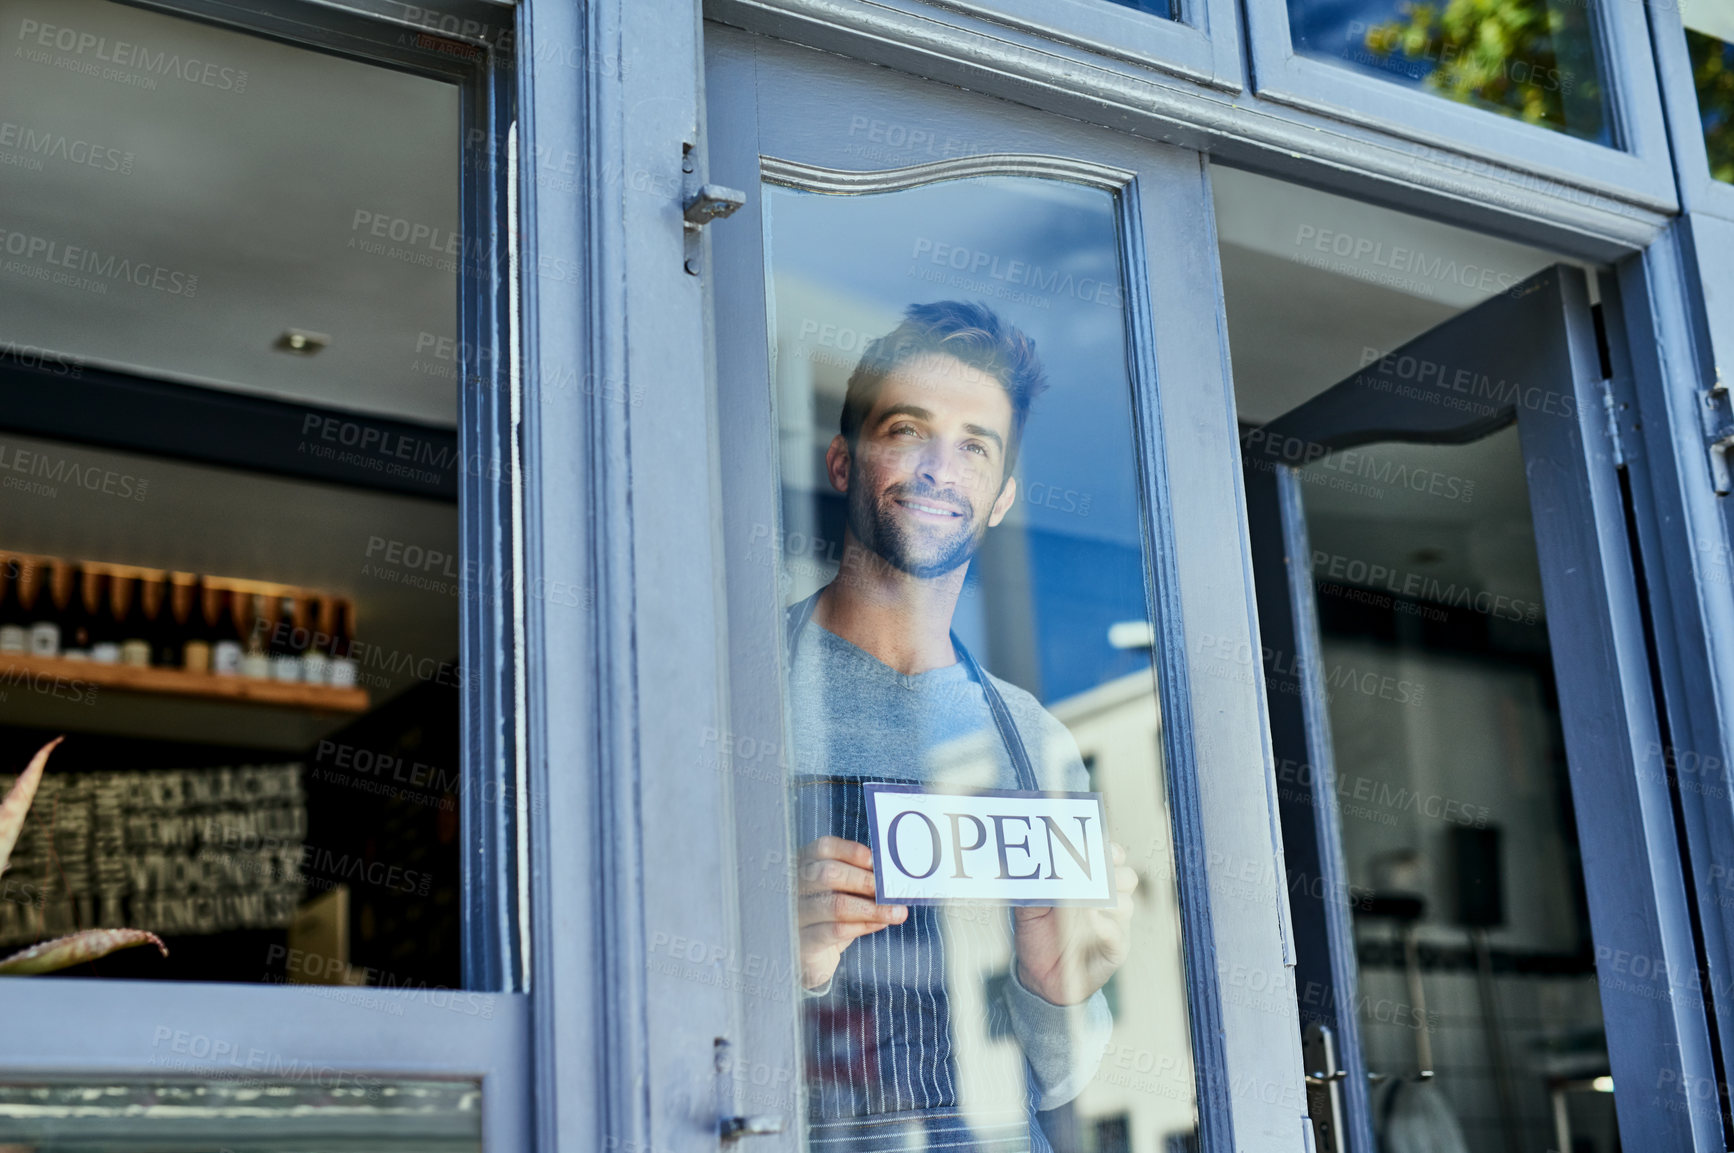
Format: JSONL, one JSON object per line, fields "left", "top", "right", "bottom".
{"left": 825, "top": 435, "right": 852, "bottom": 495}
{"left": 987, "top": 474, "right": 1017, "bottom": 527}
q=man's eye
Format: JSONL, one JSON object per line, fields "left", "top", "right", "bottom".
{"left": 963, "top": 443, "right": 989, "bottom": 456}
{"left": 890, "top": 425, "right": 919, "bottom": 438}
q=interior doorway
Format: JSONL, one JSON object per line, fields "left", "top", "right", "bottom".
{"left": 1215, "top": 167, "right": 1621, "bottom": 1153}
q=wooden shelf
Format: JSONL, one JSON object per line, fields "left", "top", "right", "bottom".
{"left": 0, "top": 655, "right": 369, "bottom": 712}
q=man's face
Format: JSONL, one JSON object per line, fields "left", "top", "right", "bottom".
{"left": 828, "top": 352, "right": 1019, "bottom": 579}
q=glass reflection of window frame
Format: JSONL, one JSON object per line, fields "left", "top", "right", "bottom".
{"left": 0, "top": 1, "right": 531, "bottom": 1145}
{"left": 1239, "top": 0, "right": 1676, "bottom": 206}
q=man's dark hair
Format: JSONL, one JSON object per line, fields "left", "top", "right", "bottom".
{"left": 840, "top": 301, "right": 1047, "bottom": 477}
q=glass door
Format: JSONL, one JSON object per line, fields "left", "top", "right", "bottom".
{"left": 702, "top": 24, "right": 1310, "bottom": 1153}
{"left": 1243, "top": 267, "right": 1720, "bottom": 1151}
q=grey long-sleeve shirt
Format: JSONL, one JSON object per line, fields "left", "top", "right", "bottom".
{"left": 787, "top": 615, "right": 1112, "bottom": 1112}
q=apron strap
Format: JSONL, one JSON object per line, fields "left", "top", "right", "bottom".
{"left": 785, "top": 590, "right": 821, "bottom": 650}
{"left": 785, "top": 591, "right": 1040, "bottom": 791}
{"left": 951, "top": 635, "right": 1040, "bottom": 792}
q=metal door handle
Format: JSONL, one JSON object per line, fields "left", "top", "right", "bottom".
{"left": 1368, "top": 1069, "right": 1434, "bottom": 1083}
{"left": 721, "top": 1115, "right": 786, "bottom": 1140}
{"left": 1303, "top": 1023, "right": 1347, "bottom": 1153}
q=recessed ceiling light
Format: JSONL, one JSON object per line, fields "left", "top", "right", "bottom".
{"left": 274, "top": 329, "right": 330, "bottom": 355}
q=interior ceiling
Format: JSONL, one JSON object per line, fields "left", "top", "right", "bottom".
{"left": 1210, "top": 166, "right": 1586, "bottom": 616}
{"left": 0, "top": 0, "right": 460, "bottom": 748}
{"left": 0, "top": 0, "right": 460, "bottom": 427}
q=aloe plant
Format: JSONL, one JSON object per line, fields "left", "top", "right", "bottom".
{"left": 0, "top": 737, "right": 166, "bottom": 975}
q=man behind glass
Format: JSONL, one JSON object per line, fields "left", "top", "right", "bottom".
{"left": 787, "top": 300, "right": 1137, "bottom": 1152}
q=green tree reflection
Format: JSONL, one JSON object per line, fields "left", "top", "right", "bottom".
{"left": 1688, "top": 30, "right": 1734, "bottom": 184}
{"left": 1367, "top": 0, "right": 1606, "bottom": 141}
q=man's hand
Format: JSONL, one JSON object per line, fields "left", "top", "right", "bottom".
{"left": 798, "top": 836, "right": 908, "bottom": 990}
{"left": 1011, "top": 842, "right": 1137, "bottom": 1006}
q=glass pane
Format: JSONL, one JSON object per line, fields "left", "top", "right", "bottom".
{"left": 1286, "top": 0, "right": 1613, "bottom": 144}
{"left": 0, "top": 1078, "right": 481, "bottom": 1151}
{"left": 0, "top": 0, "right": 469, "bottom": 987}
{"left": 1296, "top": 429, "right": 1617, "bottom": 1151}
{"left": 1686, "top": 27, "right": 1734, "bottom": 183}
{"left": 763, "top": 176, "right": 1199, "bottom": 1151}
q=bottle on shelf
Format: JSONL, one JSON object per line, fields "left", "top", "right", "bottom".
{"left": 328, "top": 598, "right": 358, "bottom": 689}
{"left": 0, "top": 556, "right": 24, "bottom": 655}
{"left": 87, "top": 567, "right": 121, "bottom": 664}
{"left": 301, "top": 597, "right": 333, "bottom": 685}
{"left": 210, "top": 585, "right": 243, "bottom": 676}
{"left": 62, "top": 565, "right": 101, "bottom": 661}
{"left": 270, "top": 595, "right": 304, "bottom": 683}
{"left": 161, "top": 573, "right": 200, "bottom": 670}
{"left": 239, "top": 592, "right": 272, "bottom": 679}
{"left": 0, "top": 552, "right": 357, "bottom": 696}
{"left": 29, "top": 559, "right": 69, "bottom": 658}
{"left": 117, "top": 572, "right": 155, "bottom": 668}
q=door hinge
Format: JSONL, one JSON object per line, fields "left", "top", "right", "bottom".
{"left": 1599, "top": 378, "right": 1627, "bottom": 469}
{"left": 1702, "top": 370, "right": 1734, "bottom": 494}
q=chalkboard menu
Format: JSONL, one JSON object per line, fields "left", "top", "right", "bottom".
{"left": 0, "top": 764, "right": 305, "bottom": 947}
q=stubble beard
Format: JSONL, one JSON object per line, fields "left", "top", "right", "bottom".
{"left": 846, "top": 465, "right": 990, "bottom": 580}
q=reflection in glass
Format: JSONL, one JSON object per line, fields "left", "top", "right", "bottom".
{"left": 764, "top": 177, "right": 1197, "bottom": 1151}
{"left": 0, "top": 1078, "right": 481, "bottom": 1151}
{"left": 1285, "top": 0, "right": 1611, "bottom": 143}
{"left": 1298, "top": 431, "right": 1617, "bottom": 1152}
{"left": 1687, "top": 29, "right": 1734, "bottom": 183}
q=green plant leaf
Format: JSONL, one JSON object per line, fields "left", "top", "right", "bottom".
{"left": 0, "top": 928, "right": 168, "bottom": 975}
{"left": 0, "top": 736, "right": 61, "bottom": 879}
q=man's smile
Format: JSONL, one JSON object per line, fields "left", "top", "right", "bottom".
{"left": 894, "top": 497, "right": 966, "bottom": 520}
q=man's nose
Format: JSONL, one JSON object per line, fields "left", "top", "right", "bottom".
{"left": 915, "top": 442, "right": 966, "bottom": 486}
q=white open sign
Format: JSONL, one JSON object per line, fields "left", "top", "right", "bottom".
{"left": 864, "top": 784, "right": 1113, "bottom": 907}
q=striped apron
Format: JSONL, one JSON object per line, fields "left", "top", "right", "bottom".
{"left": 787, "top": 595, "right": 1054, "bottom": 1153}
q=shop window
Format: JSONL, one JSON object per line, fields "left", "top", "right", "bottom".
{"left": 0, "top": 0, "right": 486, "bottom": 993}
{"left": 1284, "top": 0, "right": 1611, "bottom": 143}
